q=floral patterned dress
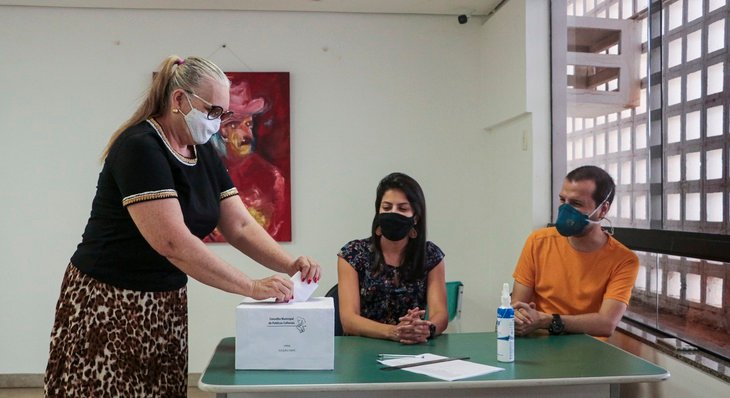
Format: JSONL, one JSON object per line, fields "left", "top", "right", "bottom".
{"left": 338, "top": 238, "right": 445, "bottom": 324}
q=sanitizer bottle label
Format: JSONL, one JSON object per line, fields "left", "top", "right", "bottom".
{"left": 496, "top": 307, "right": 514, "bottom": 362}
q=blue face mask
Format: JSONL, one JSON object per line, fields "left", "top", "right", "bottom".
{"left": 554, "top": 190, "right": 612, "bottom": 237}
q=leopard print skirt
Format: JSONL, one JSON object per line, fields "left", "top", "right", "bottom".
{"left": 44, "top": 264, "right": 188, "bottom": 397}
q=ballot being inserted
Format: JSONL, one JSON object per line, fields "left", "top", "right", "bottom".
{"left": 378, "top": 353, "right": 504, "bottom": 381}
{"left": 290, "top": 271, "right": 319, "bottom": 302}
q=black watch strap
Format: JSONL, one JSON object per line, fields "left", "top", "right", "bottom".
{"left": 548, "top": 314, "right": 566, "bottom": 335}
{"left": 428, "top": 324, "right": 437, "bottom": 339}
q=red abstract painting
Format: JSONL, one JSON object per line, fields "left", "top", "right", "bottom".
{"left": 205, "top": 72, "right": 291, "bottom": 242}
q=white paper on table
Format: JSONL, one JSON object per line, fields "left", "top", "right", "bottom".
{"left": 378, "top": 353, "right": 504, "bottom": 381}
{"left": 290, "top": 271, "right": 319, "bottom": 302}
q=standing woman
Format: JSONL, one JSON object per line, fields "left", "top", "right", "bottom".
{"left": 44, "top": 55, "right": 320, "bottom": 397}
{"left": 337, "top": 172, "right": 447, "bottom": 344}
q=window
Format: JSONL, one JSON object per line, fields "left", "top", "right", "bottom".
{"left": 553, "top": 0, "right": 729, "bottom": 360}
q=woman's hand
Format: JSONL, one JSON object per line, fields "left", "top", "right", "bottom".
{"left": 290, "top": 256, "right": 321, "bottom": 284}
{"left": 250, "top": 275, "right": 293, "bottom": 302}
{"left": 393, "top": 307, "right": 430, "bottom": 344}
{"left": 400, "top": 307, "right": 426, "bottom": 322}
{"left": 396, "top": 319, "right": 431, "bottom": 344}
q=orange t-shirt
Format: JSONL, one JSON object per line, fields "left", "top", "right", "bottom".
{"left": 512, "top": 227, "right": 639, "bottom": 316}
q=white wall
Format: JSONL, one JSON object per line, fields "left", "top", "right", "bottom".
{"left": 477, "top": 0, "right": 552, "bottom": 327}
{"left": 0, "top": 5, "right": 505, "bottom": 374}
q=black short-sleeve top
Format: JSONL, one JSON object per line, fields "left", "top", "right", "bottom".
{"left": 337, "top": 238, "right": 445, "bottom": 324}
{"left": 71, "top": 119, "right": 238, "bottom": 292}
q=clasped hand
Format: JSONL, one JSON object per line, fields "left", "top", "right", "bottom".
{"left": 512, "top": 301, "right": 544, "bottom": 336}
{"left": 393, "top": 307, "right": 432, "bottom": 344}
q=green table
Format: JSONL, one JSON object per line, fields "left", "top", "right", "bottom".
{"left": 199, "top": 332, "right": 668, "bottom": 398}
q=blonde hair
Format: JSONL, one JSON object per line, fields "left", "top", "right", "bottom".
{"left": 100, "top": 55, "right": 230, "bottom": 160}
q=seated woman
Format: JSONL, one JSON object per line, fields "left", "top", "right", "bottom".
{"left": 337, "top": 172, "right": 447, "bottom": 344}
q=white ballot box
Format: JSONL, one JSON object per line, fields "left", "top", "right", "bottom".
{"left": 235, "top": 296, "right": 334, "bottom": 370}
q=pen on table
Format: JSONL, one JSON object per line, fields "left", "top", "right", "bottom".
{"left": 377, "top": 354, "right": 423, "bottom": 360}
{"left": 380, "top": 356, "right": 471, "bottom": 371}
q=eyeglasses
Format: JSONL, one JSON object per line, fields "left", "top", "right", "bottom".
{"left": 185, "top": 90, "right": 234, "bottom": 122}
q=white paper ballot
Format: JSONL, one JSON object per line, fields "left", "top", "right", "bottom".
{"left": 378, "top": 353, "right": 504, "bottom": 381}
{"left": 290, "top": 271, "right": 319, "bottom": 302}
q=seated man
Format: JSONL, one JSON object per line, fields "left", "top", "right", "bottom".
{"left": 511, "top": 165, "right": 639, "bottom": 338}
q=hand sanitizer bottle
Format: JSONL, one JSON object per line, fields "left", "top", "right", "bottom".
{"left": 496, "top": 282, "right": 514, "bottom": 362}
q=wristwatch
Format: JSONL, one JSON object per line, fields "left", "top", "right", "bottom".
{"left": 428, "top": 324, "right": 437, "bottom": 339}
{"left": 548, "top": 314, "right": 566, "bottom": 335}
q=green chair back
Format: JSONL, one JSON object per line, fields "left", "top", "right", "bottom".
{"left": 446, "top": 281, "right": 464, "bottom": 322}
{"left": 424, "top": 281, "right": 464, "bottom": 323}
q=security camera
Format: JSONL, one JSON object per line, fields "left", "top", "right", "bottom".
{"left": 458, "top": 14, "right": 469, "bottom": 24}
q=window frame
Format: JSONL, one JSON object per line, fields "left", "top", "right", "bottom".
{"left": 613, "top": 227, "right": 730, "bottom": 262}
{"left": 551, "top": 0, "right": 730, "bottom": 361}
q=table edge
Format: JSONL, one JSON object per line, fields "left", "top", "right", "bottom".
{"left": 198, "top": 372, "right": 670, "bottom": 393}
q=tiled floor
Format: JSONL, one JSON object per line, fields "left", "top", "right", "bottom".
{"left": 0, "top": 387, "right": 214, "bottom": 397}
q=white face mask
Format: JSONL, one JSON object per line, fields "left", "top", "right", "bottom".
{"left": 183, "top": 95, "right": 220, "bottom": 145}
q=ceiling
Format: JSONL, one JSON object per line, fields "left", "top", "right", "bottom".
{"left": 0, "top": 0, "right": 505, "bottom": 16}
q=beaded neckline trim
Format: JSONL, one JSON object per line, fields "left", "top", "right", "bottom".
{"left": 146, "top": 118, "right": 197, "bottom": 166}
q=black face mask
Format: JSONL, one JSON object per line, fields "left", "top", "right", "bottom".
{"left": 377, "top": 212, "right": 415, "bottom": 241}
